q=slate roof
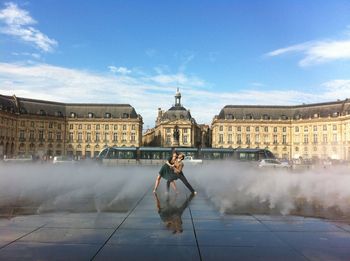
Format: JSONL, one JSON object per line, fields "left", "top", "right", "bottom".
{"left": 0, "top": 94, "right": 140, "bottom": 119}
{"left": 217, "top": 99, "right": 350, "bottom": 120}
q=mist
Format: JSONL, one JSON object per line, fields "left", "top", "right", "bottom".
{"left": 188, "top": 162, "right": 350, "bottom": 219}
{"left": 1, "top": 162, "right": 350, "bottom": 219}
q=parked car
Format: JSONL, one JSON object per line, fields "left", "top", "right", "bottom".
{"left": 53, "top": 156, "right": 76, "bottom": 164}
{"left": 258, "top": 158, "right": 291, "bottom": 169}
{"left": 183, "top": 156, "right": 203, "bottom": 165}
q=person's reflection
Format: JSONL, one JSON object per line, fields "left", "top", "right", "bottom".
{"left": 153, "top": 192, "right": 194, "bottom": 234}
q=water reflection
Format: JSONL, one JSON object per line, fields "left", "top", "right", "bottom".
{"left": 153, "top": 192, "right": 194, "bottom": 234}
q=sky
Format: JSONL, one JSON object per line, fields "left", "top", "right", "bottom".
{"left": 1, "top": 1, "right": 350, "bottom": 129}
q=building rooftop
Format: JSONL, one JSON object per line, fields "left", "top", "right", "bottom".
{"left": 0, "top": 94, "right": 140, "bottom": 119}
{"left": 217, "top": 98, "right": 350, "bottom": 120}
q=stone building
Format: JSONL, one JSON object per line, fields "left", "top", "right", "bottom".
{"left": 212, "top": 99, "right": 350, "bottom": 160}
{"left": 0, "top": 94, "right": 143, "bottom": 159}
{"left": 142, "top": 89, "right": 206, "bottom": 148}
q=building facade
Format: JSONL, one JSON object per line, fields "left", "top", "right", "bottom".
{"left": 0, "top": 95, "right": 143, "bottom": 159}
{"left": 212, "top": 99, "right": 350, "bottom": 160}
{"left": 142, "top": 89, "right": 206, "bottom": 148}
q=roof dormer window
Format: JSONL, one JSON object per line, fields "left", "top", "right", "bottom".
{"left": 263, "top": 114, "right": 270, "bottom": 120}
{"left": 105, "top": 112, "right": 111, "bottom": 118}
{"left": 70, "top": 112, "right": 76, "bottom": 118}
{"left": 88, "top": 112, "right": 94, "bottom": 118}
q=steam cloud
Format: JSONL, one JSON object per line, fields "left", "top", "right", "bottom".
{"left": 1, "top": 162, "right": 350, "bottom": 219}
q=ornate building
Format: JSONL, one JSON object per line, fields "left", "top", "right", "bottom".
{"left": 212, "top": 99, "right": 350, "bottom": 160}
{"left": 142, "top": 89, "right": 206, "bottom": 148}
{"left": 0, "top": 94, "right": 143, "bottom": 159}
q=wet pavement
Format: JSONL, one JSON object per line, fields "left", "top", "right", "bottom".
{"left": 0, "top": 188, "right": 350, "bottom": 261}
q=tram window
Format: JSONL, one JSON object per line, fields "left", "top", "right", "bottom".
{"left": 239, "top": 152, "right": 247, "bottom": 160}
{"left": 248, "top": 153, "right": 257, "bottom": 160}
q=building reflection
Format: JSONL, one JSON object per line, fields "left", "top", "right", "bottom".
{"left": 153, "top": 192, "right": 194, "bottom": 234}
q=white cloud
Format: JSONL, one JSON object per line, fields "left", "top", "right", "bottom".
{"left": 0, "top": 2, "right": 57, "bottom": 52}
{"left": 108, "top": 66, "right": 131, "bottom": 74}
{"left": 267, "top": 38, "right": 350, "bottom": 66}
{"left": 0, "top": 62, "right": 349, "bottom": 129}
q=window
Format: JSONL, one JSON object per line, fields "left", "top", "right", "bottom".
{"left": 313, "top": 126, "right": 317, "bottom": 132}
{"left": 19, "top": 130, "right": 25, "bottom": 140}
{"left": 132, "top": 125, "right": 135, "bottom": 130}
{"left": 58, "top": 123, "right": 61, "bottom": 130}
{"left": 49, "top": 122, "right": 53, "bottom": 128}
{"left": 20, "top": 121, "right": 25, "bottom": 127}
{"left": 304, "top": 126, "right": 308, "bottom": 132}
{"left": 283, "top": 127, "right": 286, "bottom": 132}
{"left": 228, "top": 126, "right": 232, "bottom": 132}
{"left": 219, "top": 134, "right": 224, "bottom": 143}
{"left": 114, "top": 125, "right": 118, "bottom": 130}
{"left": 31, "top": 121, "right": 34, "bottom": 127}
{"left": 95, "top": 133, "right": 100, "bottom": 142}
{"left": 282, "top": 135, "right": 287, "bottom": 144}
{"left": 313, "top": 134, "right": 318, "bottom": 143}
{"left": 29, "top": 130, "right": 34, "bottom": 140}
{"left": 246, "top": 126, "right": 250, "bottom": 132}
{"left": 323, "top": 134, "right": 327, "bottom": 143}
{"left": 166, "top": 135, "right": 171, "bottom": 144}
{"left": 183, "top": 128, "right": 188, "bottom": 133}
{"left": 78, "top": 124, "right": 82, "bottom": 130}
{"left": 255, "top": 134, "right": 260, "bottom": 143}
{"left": 255, "top": 126, "right": 259, "bottom": 132}
{"left": 48, "top": 132, "right": 53, "bottom": 140}
{"left": 295, "top": 135, "right": 300, "bottom": 143}
{"left": 295, "top": 126, "right": 299, "bottom": 132}
{"left": 274, "top": 127, "right": 277, "bottom": 133}
{"left": 96, "top": 124, "right": 100, "bottom": 130}
{"left": 323, "top": 125, "right": 327, "bottom": 131}
{"left": 237, "top": 126, "right": 241, "bottom": 132}
{"left": 219, "top": 126, "right": 223, "bottom": 131}
{"left": 122, "top": 132, "right": 127, "bottom": 142}
{"left": 104, "top": 133, "right": 108, "bottom": 142}
{"left": 88, "top": 112, "right": 94, "bottom": 118}
{"left": 78, "top": 132, "right": 82, "bottom": 142}
{"left": 333, "top": 125, "right": 337, "bottom": 131}
{"left": 57, "top": 132, "right": 61, "bottom": 141}
{"left": 273, "top": 135, "right": 278, "bottom": 144}
{"left": 105, "top": 125, "right": 109, "bottom": 130}
{"left": 87, "top": 124, "right": 91, "bottom": 130}
{"left": 39, "top": 130, "right": 44, "bottom": 140}
{"left": 131, "top": 133, "right": 136, "bottom": 142}
{"left": 246, "top": 134, "right": 250, "bottom": 144}
{"left": 69, "top": 132, "right": 73, "bottom": 141}
{"left": 237, "top": 134, "right": 241, "bottom": 144}
{"left": 69, "top": 124, "right": 73, "bottom": 130}
{"left": 333, "top": 133, "right": 337, "bottom": 143}
{"left": 264, "top": 127, "right": 268, "bottom": 132}
{"left": 70, "top": 112, "right": 76, "bottom": 118}
{"left": 264, "top": 134, "right": 269, "bottom": 143}
{"left": 304, "top": 135, "right": 309, "bottom": 144}
{"left": 113, "top": 133, "right": 118, "bottom": 141}
{"left": 123, "top": 125, "right": 127, "bottom": 131}
{"left": 183, "top": 135, "right": 188, "bottom": 144}
{"left": 166, "top": 128, "right": 171, "bottom": 133}
{"left": 105, "top": 112, "right": 111, "bottom": 118}
{"left": 228, "top": 134, "right": 232, "bottom": 143}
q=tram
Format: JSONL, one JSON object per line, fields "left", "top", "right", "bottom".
{"left": 97, "top": 146, "right": 275, "bottom": 165}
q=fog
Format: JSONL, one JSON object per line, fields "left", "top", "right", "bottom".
{"left": 1, "top": 162, "right": 350, "bottom": 219}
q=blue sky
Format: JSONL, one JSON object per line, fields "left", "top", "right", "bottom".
{"left": 1, "top": 1, "right": 350, "bottom": 128}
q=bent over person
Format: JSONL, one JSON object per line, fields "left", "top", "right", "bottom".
{"left": 167, "top": 153, "right": 196, "bottom": 194}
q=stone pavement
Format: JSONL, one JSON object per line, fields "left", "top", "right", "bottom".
{"left": 0, "top": 189, "right": 350, "bottom": 261}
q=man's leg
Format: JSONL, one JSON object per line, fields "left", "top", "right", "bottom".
{"left": 178, "top": 174, "right": 195, "bottom": 193}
